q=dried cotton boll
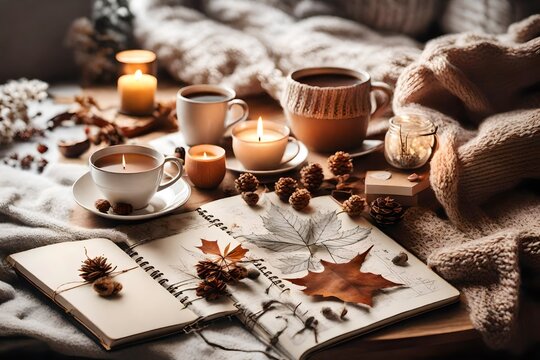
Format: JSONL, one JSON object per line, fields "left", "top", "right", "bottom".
{"left": 93, "top": 276, "right": 122, "bottom": 297}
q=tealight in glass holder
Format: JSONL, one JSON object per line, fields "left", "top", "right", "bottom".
{"left": 384, "top": 114, "right": 437, "bottom": 169}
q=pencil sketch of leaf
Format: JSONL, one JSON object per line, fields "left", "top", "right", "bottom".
{"left": 243, "top": 204, "right": 371, "bottom": 274}
{"left": 275, "top": 254, "right": 323, "bottom": 274}
{"left": 246, "top": 204, "right": 311, "bottom": 252}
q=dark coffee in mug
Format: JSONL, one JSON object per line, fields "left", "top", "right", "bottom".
{"left": 186, "top": 92, "right": 228, "bottom": 102}
{"left": 298, "top": 73, "right": 362, "bottom": 88}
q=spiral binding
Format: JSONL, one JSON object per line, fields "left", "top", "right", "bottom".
{"left": 124, "top": 206, "right": 290, "bottom": 308}
{"left": 125, "top": 247, "right": 196, "bottom": 307}
{"left": 196, "top": 207, "right": 290, "bottom": 294}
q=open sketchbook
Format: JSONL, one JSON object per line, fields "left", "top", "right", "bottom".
{"left": 8, "top": 193, "right": 459, "bottom": 358}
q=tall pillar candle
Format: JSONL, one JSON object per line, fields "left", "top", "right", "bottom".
{"left": 117, "top": 70, "right": 157, "bottom": 116}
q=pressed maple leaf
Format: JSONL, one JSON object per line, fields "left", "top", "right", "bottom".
{"left": 243, "top": 204, "right": 370, "bottom": 274}
{"left": 286, "top": 246, "right": 401, "bottom": 306}
{"left": 196, "top": 239, "right": 248, "bottom": 265}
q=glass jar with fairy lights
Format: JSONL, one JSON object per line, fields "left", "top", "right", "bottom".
{"left": 384, "top": 114, "right": 437, "bottom": 169}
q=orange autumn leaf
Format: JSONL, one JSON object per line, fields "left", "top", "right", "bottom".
{"left": 196, "top": 239, "right": 248, "bottom": 265}
{"left": 286, "top": 246, "right": 401, "bottom": 306}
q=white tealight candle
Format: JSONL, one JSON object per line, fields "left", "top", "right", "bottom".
{"left": 232, "top": 117, "right": 298, "bottom": 171}
{"left": 118, "top": 70, "right": 157, "bottom": 116}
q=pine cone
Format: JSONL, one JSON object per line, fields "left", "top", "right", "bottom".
{"left": 228, "top": 265, "right": 248, "bottom": 282}
{"left": 195, "top": 260, "right": 230, "bottom": 281}
{"left": 196, "top": 278, "right": 228, "bottom": 301}
{"left": 235, "top": 173, "right": 259, "bottom": 192}
{"left": 328, "top": 151, "right": 353, "bottom": 176}
{"left": 79, "top": 255, "right": 115, "bottom": 282}
{"left": 369, "top": 197, "right": 405, "bottom": 225}
{"left": 275, "top": 177, "right": 298, "bottom": 201}
{"left": 242, "top": 191, "right": 259, "bottom": 206}
{"left": 300, "top": 163, "right": 324, "bottom": 193}
{"left": 289, "top": 188, "right": 311, "bottom": 210}
{"left": 342, "top": 195, "right": 366, "bottom": 216}
{"left": 93, "top": 276, "right": 122, "bottom": 297}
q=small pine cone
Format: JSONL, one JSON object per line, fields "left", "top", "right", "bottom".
{"left": 196, "top": 260, "right": 230, "bottom": 282}
{"left": 79, "top": 255, "right": 114, "bottom": 282}
{"left": 328, "top": 151, "right": 353, "bottom": 176}
{"left": 275, "top": 177, "right": 297, "bottom": 201}
{"left": 94, "top": 199, "right": 111, "bottom": 213}
{"left": 196, "top": 278, "right": 228, "bottom": 301}
{"left": 113, "top": 202, "right": 133, "bottom": 215}
{"left": 342, "top": 195, "right": 366, "bottom": 216}
{"left": 93, "top": 276, "right": 122, "bottom": 297}
{"left": 289, "top": 188, "right": 311, "bottom": 210}
{"left": 369, "top": 197, "right": 405, "bottom": 225}
{"left": 242, "top": 191, "right": 259, "bottom": 206}
{"left": 228, "top": 265, "right": 248, "bottom": 282}
{"left": 300, "top": 163, "right": 324, "bottom": 193}
{"left": 235, "top": 173, "right": 259, "bottom": 192}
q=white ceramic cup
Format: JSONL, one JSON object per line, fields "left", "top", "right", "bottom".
{"left": 232, "top": 120, "right": 300, "bottom": 171}
{"left": 177, "top": 84, "right": 249, "bottom": 146}
{"left": 89, "top": 145, "right": 184, "bottom": 209}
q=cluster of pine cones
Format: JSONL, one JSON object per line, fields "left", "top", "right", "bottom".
{"left": 195, "top": 260, "right": 258, "bottom": 300}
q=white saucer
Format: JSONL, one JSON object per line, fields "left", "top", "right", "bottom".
{"left": 226, "top": 141, "right": 309, "bottom": 175}
{"left": 348, "top": 140, "right": 384, "bottom": 158}
{"left": 72, "top": 172, "right": 191, "bottom": 221}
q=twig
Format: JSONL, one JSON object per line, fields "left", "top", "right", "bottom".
{"left": 197, "top": 330, "right": 280, "bottom": 360}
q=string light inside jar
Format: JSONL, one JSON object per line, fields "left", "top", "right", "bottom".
{"left": 384, "top": 114, "right": 437, "bottom": 169}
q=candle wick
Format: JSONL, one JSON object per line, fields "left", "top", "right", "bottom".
{"left": 258, "top": 136, "right": 261, "bottom": 142}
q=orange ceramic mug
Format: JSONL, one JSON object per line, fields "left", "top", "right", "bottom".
{"left": 281, "top": 67, "right": 393, "bottom": 153}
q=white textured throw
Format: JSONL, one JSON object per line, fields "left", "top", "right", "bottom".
{"left": 0, "top": 164, "right": 269, "bottom": 360}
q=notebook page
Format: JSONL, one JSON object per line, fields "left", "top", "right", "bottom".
{"left": 202, "top": 194, "right": 460, "bottom": 359}
{"left": 8, "top": 238, "right": 198, "bottom": 349}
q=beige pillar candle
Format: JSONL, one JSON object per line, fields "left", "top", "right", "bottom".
{"left": 185, "top": 145, "right": 226, "bottom": 189}
{"left": 117, "top": 70, "right": 157, "bottom": 116}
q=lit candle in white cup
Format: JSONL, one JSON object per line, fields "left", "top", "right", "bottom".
{"left": 232, "top": 117, "right": 300, "bottom": 171}
{"left": 117, "top": 69, "right": 157, "bottom": 116}
{"left": 185, "top": 144, "right": 226, "bottom": 189}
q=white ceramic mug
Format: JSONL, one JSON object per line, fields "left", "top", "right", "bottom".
{"left": 232, "top": 120, "right": 300, "bottom": 171}
{"left": 177, "top": 84, "right": 249, "bottom": 146}
{"left": 89, "top": 145, "right": 184, "bottom": 209}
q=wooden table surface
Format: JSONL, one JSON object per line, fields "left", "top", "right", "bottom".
{"left": 68, "top": 84, "right": 481, "bottom": 359}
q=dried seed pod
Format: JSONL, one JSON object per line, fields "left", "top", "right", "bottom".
{"left": 242, "top": 191, "right": 259, "bottom": 206}
{"left": 94, "top": 199, "right": 111, "bottom": 213}
{"left": 246, "top": 268, "right": 260, "bottom": 280}
{"left": 113, "top": 202, "right": 133, "bottom": 215}
{"left": 228, "top": 265, "right": 248, "bottom": 282}
{"left": 392, "top": 252, "right": 408, "bottom": 266}
{"left": 321, "top": 307, "right": 339, "bottom": 321}
{"left": 407, "top": 173, "right": 420, "bottom": 182}
{"left": 93, "top": 276, "right": 122, "bottom": 297}
{"left": 37, "top": 143, "right": 48, "bottom": 154}
{"left": 340, "top": 307, "right": 348, "bottom": 320}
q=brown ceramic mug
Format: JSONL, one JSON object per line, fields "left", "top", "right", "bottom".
{"left": 281, "top": 67, "right": 393, "bottom": 152}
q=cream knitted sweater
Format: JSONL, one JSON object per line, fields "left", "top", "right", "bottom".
{"left": 392, "top": 15, "right": 540, "bottom": 348}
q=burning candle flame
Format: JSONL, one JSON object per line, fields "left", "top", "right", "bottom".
{"left": 203, "top": 152, "right": 208, "bottom": 159}
{"left": 134, "top": 69, "right": 142, "bottom": 79}
{"left": 122, "top": 154, "right": 126, "bottom": 170}
{"left": 257, "top": 116, "right": 263, "bottom": 142}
